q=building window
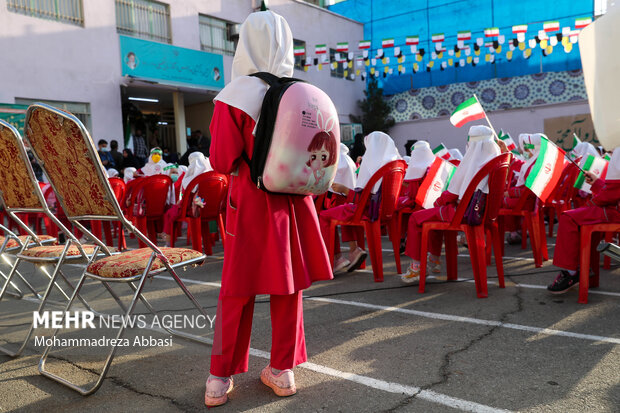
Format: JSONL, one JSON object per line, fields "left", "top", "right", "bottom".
{"left": 16, "top": 98, "right": 91, "bottom": 131}
{"left": 199, "top": 15, "right": 236, "bottom": 56}
{"left": 7, "top": 0, "right": 84, "bottom": 26}
{"left": 294, "top": 39, "right": 306, "bottom": 71}
{"left": 115, "top": 0, "right": 171, "bottom": 44}
{"left": 330, "top": 48, "right": 354, "bottom": 81}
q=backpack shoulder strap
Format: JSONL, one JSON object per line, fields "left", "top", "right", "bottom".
{"left": 249, "top": 72, "right": 280, "bottom": 86}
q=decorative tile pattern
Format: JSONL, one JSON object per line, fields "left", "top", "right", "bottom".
{"left": 386, "top": 69, "right": 587, "bottom": 123}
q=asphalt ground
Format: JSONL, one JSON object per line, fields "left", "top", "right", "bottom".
{"left": 0, "top": 232, "right": 619, "bottom": 413}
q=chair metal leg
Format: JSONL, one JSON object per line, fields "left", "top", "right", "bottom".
{"left": 490, "top": 224, "right": 505, "bottom": 288}
{"left": 578, "top": 228, "right": 592, "bottom": 304}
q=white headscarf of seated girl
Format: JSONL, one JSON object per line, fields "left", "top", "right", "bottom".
{"left": 606, "top": 147, "right": 620, "bottom": 180}
{"left": 181, "top": 152, "right": 214, "bottom": 190}
{"left": 123, "top": 167, "right": 136, "bottom": 183}
{"left": 448, "top": 148, "right": 464, "bottom": 161}
{"left": 447, "top": 125, "right": 501, "bottom": 199}
{"left": 356, "top": 131, "right": 401, "bottom": 193}
{"left": 333, "top": 143, "right": 357, "bottom": 191}
{"left": 515, "top": 133, "right": 543, "bottom": 187}
{"left": 141, "top": 148, "right": 168, "bottom": 176}
{"left": 404, "top": 140, "right": 435, "bottom": 180}
{"left": 106, "top": 168, "right": 119, "bottom": 178}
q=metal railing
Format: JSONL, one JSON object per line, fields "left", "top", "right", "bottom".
{"left": 115, "top": 0, "right": 171, "bottom": 44}
{"left": 199, "top": 15, "right": 235, "bottom": 56}
{"left": 7, "top": 0, "right": 84, "bottom": 26}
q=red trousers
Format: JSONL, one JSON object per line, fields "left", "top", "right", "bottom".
{"left": 319, "top": 204, "right": 365, "bottom": 255}
{"left": 553, "top": 206, "right": 620, "bottom": 271}
{"left": 405, "top": 205, "right": 456, "bottom": 261}
{"left": 162, "top": 204, "right": 182, "bottom": 236}
{"left": 210, "top": 291, "right": 307, "bottom": 377}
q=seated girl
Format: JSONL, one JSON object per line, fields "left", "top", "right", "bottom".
{"left": 547, "top": 147, "right": 620, "bottom": 294}
{"left": 401, "top": 125, "right": 502, "bottom": 283}
{"left": 319, "top": 131, "right": 401, "bottom": 274}
{"left": 318, "top": 143, "right": 357, "bottom": 211}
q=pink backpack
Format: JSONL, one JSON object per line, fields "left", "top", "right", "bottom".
{"left": 241, "top": 72, "right": 340, "bottom": 195}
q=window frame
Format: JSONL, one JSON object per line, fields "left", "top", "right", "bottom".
{"left": 198, "top": 14, "right": 237, "bottom": 56}
{"left": 7, "top": 0, "right": 84, "bottom": 26}
{"left": 115, "top": 0, "right": 172, "bottom": 44}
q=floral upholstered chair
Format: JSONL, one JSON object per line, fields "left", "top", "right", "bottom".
{"left": 25, "top": 103, "right": 209, "bottom": 395}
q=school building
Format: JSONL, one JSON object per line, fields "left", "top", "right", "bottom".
{"left": 0, "top": 0, "right": 365, "bottom": 156}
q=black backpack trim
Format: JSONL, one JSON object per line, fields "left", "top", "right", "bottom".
{"left": 242, "top": 72, "right": 304, "bottom": 193}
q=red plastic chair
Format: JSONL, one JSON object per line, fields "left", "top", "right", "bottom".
{"left": 544, "top": 163, "right": 580, "bottom": 237}
{"left": 170, "top": 172, "right": 228, "bottom": 255}
{"left": 391, "top": 205, "right": 421, "bottom": 274}
{"left": 418, "top": 153, "right": 512, "bottom": 298}
{"left": 129, "top": 175, "right": 172, "bottom": 247}
{"left": 326, "top": 160, "right": 407, "bottom": 282}
{"left": 576, "top": 223, "right": 620, "bottom": 303}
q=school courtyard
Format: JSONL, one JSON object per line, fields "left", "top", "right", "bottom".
{"left": 1, "top": 235, "right": 619, "bottom": 413}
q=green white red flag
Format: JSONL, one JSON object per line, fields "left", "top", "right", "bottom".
{"left": 315, "top": 44, "right": 327, "bottom": 54}
{"left": 573, "top": 154, "right": 608, "bottom": 193}
{"left": 432, "top": 143, "right": 450, "bottom": 159}
{"left": 432, "top": 33, "right": 445, "bottom": 42}
{"left": 544, "top": 21, "right": 560, "bottom": 32}
{"left": 415, "top": 157, "right": 457, "bottom": 209}
{"left": 524, "top": 135, "right": 566, "bottom": 202}
{"left": 382, "top": 38, "right": 395, "bottom": 48}
{"left": 358, "top": 40, "right": 371, "bottom": 49}
{"left": 575, "top": 17, "right": 592, "bottom": 29}
{"left": 571, "top": 133, "right": 581, "bottom": 149}
{"left": 457, "top": 31, "right": 471, "bottom": 40}
{"left": 512, "top": 24, "right": 528, "bottom": 34}
{"left": 450, "top": 96, "right": 486, "bottom": 128}
{"left": 336, "top": 42, "right": 349, "bottom": 52}
{"left": 498, "top": 130, "right": 518, "bottom": 153}
{"left": 406, "top": 36, "right": 419, "bottom": 45}
{"left": 484, "top": 27, "right": 499, "bottom": 37}
{"left": 294, "top": 46, "right": 305, "bottom": 56}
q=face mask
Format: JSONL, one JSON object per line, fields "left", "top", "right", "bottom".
{"left": 170, "top": 173, "right": 179, "bottom": 182}
{"left": 101, "top": 147, "right": 109, "bottom": 152}
{"left": 151, "top": 154, "right": 162, "bottom": 163}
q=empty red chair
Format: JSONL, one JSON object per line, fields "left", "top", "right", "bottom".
{"left": 418, "top": 153, "right": 511, "bottom": 298}
{"left": 325, "top": 160, "right": 407, "bottom": 282}
{"left": 129, "top": 175, "right": 172, "bottom": 247}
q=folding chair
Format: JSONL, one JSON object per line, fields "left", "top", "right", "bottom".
{"left": 0, "top": 119, "right": 113, "bottom": 357}
{"left": 25, "top": 103, "right": 209, "bottom": 395}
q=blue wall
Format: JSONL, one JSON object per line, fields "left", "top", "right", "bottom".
{"left": 329, "top": 0, "right": 593, "bottom": 94}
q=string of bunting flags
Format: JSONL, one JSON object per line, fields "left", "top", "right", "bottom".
{"left": 298, "top": 15, "right": 593, "bottom": 80}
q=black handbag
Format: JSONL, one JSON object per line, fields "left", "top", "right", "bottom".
{"left": 464, "top": 189, "right": 487, "bottom": 226}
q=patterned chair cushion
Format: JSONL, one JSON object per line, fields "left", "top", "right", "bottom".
{"left": 20, "top": 244, "right": 117, "bottom": 258}
{"left": 0, "top": 125, "right": 42, "bottom": 209}
{"left": 86, "top": 247, "right": 204, "bottom": 278}
{"left": 1, "top": 235, "right": 55, "bottom": 249}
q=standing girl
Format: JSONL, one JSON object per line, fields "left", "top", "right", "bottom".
{"left": 205, "top": 11, "right": 333, "bottom": 406}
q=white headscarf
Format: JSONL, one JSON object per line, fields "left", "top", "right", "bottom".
{"left": 516, "top": 133, "right": 543, "bottom": 187}
{"left": 214, "top": 11, "right": 294, "bottom": 123}
{"left": 181, "top": 152, "right": 213, "bottom": 190}
{"left": 572, "top": 141, "right": 600, "bottom": 160}
{"left": 447, "top": 125, "right": 501, "bottom": 198}
{"left": 448, "top": 148, "right": 464, "bottom": 161}
{"left": 123, "top": 167, "right": 136, "bottom": 183}
{"left": 402, "top": 156, "right": 411, "bottom": 164}
{"left": 178, "top": 165, "right": 188, "bottom": 175}
{"left": 404, "top": 140, "right": 435, "bottom": 180}
{"left": 141, "top": 149, "right": 168, "bottom": 176}
{"left": 356, "top": 131, "right": 401, "bottom": 193}
{"left": 106, "top": 168, "right": 119, "bottom": 178}
{"left": 333, "top": 143, "right": 357, "bottom": 190}
{"left": 606, "top": 147, "right": 620, "bottom": 180}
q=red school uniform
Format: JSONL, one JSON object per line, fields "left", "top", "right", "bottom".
{"left": 553, "top": 178, "right": 620, "bottom": 271}
{"left": 210, "top": 101, "right": 333, "bottom": 297}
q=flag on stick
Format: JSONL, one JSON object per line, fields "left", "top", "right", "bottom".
{"left": 432, "top": 143, "right": 451, "bottom": 159}
{"left": 450, "top": 96, "right": 486, "bottom": 128}
{"left": 574, "top": 154, "right": 608, "bottom": 193}
{"left": 524, "top": 135, "right": 566, "bottom": 202}
{"left": 571, "top": 133, "right": 581, "bottom": 149}
{"left": 415, "top": 158, "right": 457, "bottom": 209}
{"left": 498, "top": 130, "right": 518, "bottom": 153}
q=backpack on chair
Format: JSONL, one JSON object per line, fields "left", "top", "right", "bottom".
{"left": 242, "top": 72, "right": 341, "bottom": 196}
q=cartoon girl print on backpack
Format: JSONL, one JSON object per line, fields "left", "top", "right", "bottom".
{"left": 303, "top": 110, "right": 338, "bottom": 192}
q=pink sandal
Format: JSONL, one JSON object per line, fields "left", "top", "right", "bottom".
{"left": 205, "top": 375, "right": 234, "bottom": 407}
{"left": 260, "top": 365, "right": 297, "bottom": 397}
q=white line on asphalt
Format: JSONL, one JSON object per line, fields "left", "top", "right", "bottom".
{"left": 247, "top": 348, "right": 511, "bottom": 413}
{"left": 305, "top": 296, "right": 620, "bottom": 344}
{"left": 154, "top": 275, "right": 221, "bottom": 288}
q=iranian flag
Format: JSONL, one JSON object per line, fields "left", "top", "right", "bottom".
{"left": 358, "top": 40, "right": 371, "bottom": 49}
{"left": 544, "top": 21, "right": 560, "bottom": 32}
{"left": 450, "top": 96, "right": 486, "bottom": 128}
{"left": 498, "top": 131, "right": 517, "bottom": 152}
{"left": 336, "top": 42, "right": 349, "bottom": 52}
{"left": 574, "top": 154, "right": 609, "bottom": 193}
{"left": 575, "top": 17, "right": 592, "bottom": 29}
{"left": 294, "top": 46, "right": 305, "bottom": 56}
{"left": 432, "top": 33, "right": 445, "bottom": 42}
{"left": 524, "top": 136, "right": 566, "bottom": 202}
{"left": 457, "top": 31, "right": 471, "bottom": 41}
{"left": 382, "top": 38, "right": 395, "bottom": 48}
{"left": 571, "top": 133, "right": 581, "bottom": 149}
{"left": 315, "top": 44, "right": 327, "bottom": 54}
{"left": 415, "top": 157, "right": 457, "bottom": 209}
{"left": 406, "top": 36, "right": 419, "bottom": 45}
{"left": 432, "top": 143, "right": 451, "bottom": 159}
{"left": 484, "top": 27, "right": 499, "bottom": 37}
{"left": 512, "top": 24, "right": 528, "bottom": 34}
{"left": 604, "top": 153, "right": 612, "bottom": 161}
